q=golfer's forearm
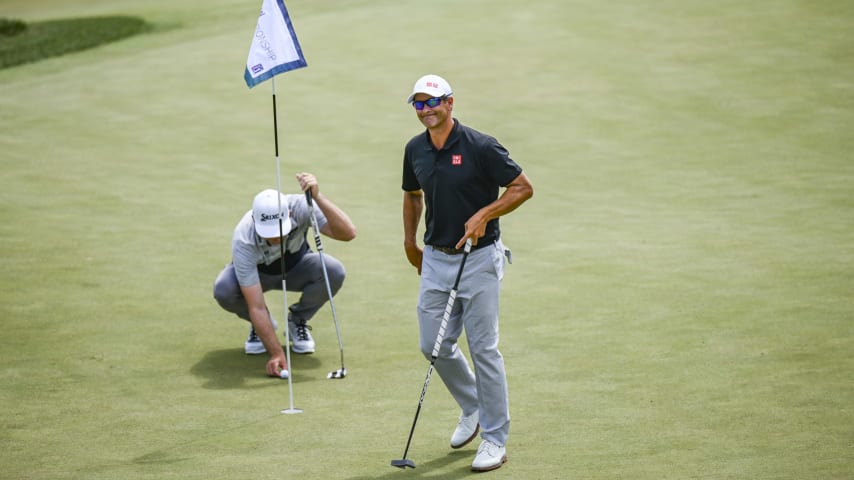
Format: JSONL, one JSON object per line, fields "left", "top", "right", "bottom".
{"left": 316, "top": 193, "right": 357, "bottom": 241}
{"left": 403, "top": 216, "right": 420, "bottom": 245}
{"left": 479, "top": 174, "right": 534, "bottom": 221}
{"left": 480, "top": 189, "right": 529, "bottom": 221}
{"left": 403, "top": 192, "right": 423, "bottom": 246}
{"left": 249, "top": 308, "right": 281, "bottom": 354}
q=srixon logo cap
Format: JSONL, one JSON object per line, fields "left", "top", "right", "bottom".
{"left": 252, "top": 189, "right": 292, "bottom": 238}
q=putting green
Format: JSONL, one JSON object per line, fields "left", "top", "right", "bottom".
{"left": 1, "top": 1, "right": 851, "bottom": 479}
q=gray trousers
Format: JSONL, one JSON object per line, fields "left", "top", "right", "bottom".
{"left": 418, "top": 240, "right": 510, "bottom": 446}
{"left": 213, "top": 252, "right": 345, "bottom": 324}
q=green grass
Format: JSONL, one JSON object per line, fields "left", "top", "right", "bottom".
{"left": 0, "top": 15, "right": 152, "bottom": 69}
{"left": 1, "top": 0, "right": 852, "bottom": 479}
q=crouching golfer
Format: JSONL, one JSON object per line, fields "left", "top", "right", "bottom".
{"left": 401, "top": 74, "right": 534, "bottom": 471}
{"left": 213, "top": 173, "right": 356, "bottom": 378}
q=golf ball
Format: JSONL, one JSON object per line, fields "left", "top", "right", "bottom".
{"left": 279, "top": 369, "right": 289, "bottom": 379}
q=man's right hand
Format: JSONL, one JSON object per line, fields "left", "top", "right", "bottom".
{"left": 266, "top": 351, "right": 289, "bottom": 378}
{"left": 404, "top": 244, "right": 423, "bottom": 275}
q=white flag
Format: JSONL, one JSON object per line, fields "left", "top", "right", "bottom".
{"left": 244, "top": 0, "right": 307, "bottom": 88}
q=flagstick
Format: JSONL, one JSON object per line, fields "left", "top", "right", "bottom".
{"left": 271, "top": 76, "right": 302, "bottom": 415}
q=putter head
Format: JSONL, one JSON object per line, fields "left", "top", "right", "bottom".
{"left": 390, "top": 459, "right": 416, "bottom": 469}
{"left": 327, "top": 368, "right": 347, "bottom": 379}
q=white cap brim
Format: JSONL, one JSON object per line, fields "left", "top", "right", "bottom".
{"left": 407, "top": 87, "right": 451, "bottom": 104}
{"left": 407, "top": 74, "right": 453, "bottom": 103}
{"left": 254, "top": 214, "right": 291, "bottom": 238}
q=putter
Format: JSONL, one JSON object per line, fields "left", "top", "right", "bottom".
{"left": 391, "top": 238, "right": 473, "bottom": 469}
{"left": 304, "top": 190, "right": 347, "bottom": 380}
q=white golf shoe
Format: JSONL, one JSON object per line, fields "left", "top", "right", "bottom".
{"left": 450, "top": 410, "right": 479, "bottom": 449}
{"left": 288, "top": 321, "right": 315, "bottom": 354}
{"left": 471, "top": 439, "right": 507, "bottom": 472}
{"left": 244, "top": 328, "right": 265, "bottom": 355}
{"left": 244, "top": 317, "right": 278, "bottom": 355}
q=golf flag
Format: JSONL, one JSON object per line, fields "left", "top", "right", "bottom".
{"left": 244, "top": 0, "right": 307, "bottom": 88}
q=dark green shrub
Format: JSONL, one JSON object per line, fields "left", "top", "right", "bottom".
{"left": 0, "top": 16, "right": 151, "bottom": 69}
{"left": 0, "top": 18, "right": 27, "bottom": 36}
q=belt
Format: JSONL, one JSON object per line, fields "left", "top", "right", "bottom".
{"left": 431, "top": 243, "right": 488, "bottom": 255}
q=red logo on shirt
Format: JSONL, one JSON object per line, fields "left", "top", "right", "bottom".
{"left": 452, "top": 155, "right": 462, "bottom": 165}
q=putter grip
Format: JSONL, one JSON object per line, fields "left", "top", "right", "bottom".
{"left": 429, "top": 239, "right": 473, "bottom": 359}
{"left": 305, "top": 190, "right": 313, "bottom": 206}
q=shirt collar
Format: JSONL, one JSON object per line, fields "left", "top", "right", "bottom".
{"left": 421, "top": 118, "right": 460, "bottom": 151}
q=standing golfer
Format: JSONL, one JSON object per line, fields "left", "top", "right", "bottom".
{"left": 213, "top": 173, "right": 356, "bottom": 378}
{"left": 401, "top": 74, "right": 533, "bottom": 471}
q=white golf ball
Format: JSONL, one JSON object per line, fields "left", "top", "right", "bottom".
{"left": 279, "top": 369, "right": 289, "bottom": 379}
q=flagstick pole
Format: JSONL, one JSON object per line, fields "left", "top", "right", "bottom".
{"left": 272, "top": 76, "right": 302, "bottom": 415}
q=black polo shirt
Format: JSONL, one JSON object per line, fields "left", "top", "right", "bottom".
{"left": 402, "top": 119, "right": 523, "bottom": 249}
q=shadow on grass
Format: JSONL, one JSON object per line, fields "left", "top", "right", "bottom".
{"left": 346, "top": 450, "right": 475, "bottom": 480}
{"left": 190, "top": 348, "right": 322, "bottom": 389}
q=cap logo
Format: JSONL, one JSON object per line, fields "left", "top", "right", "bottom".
{"left": 452, "top": 154, "right": 462, "bottom": 165}
{"left": 260, "top": 212, "right": 281, "bottom": 222}
{"left": 426, "top": 81, "right": 439, "bottom": 88}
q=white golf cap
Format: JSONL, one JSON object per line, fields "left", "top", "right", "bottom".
{"left": 406, "top": 74, "right": 453, "bottom": 103}
{"left": 252, "top": 189, "right": 292, "bottom": 238}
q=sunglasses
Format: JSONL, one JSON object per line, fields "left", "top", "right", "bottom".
{"left": 412, "top": 96, "right": 447, "bottom": 111}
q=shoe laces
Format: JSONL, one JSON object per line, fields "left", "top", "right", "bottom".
{"left": 248, "top": 328, "right": 260, "bottom": 342}
{"left": 292, "top": 322, "right": 311, "bottom": 341}
{"left": 459, "top": 412, "right": 477, "bottom": 427}
{"left": 478, "top": 440, "right": 500, "bottom": 456}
